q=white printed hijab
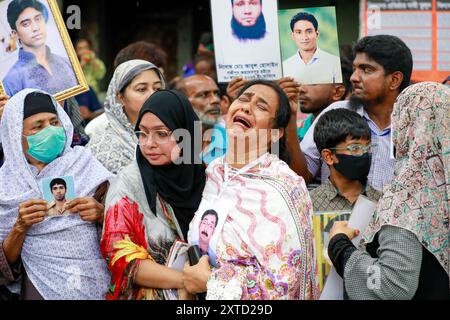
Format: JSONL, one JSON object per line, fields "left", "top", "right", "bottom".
{"left": 87, "top": 59, "right": 165, "bottom": 174}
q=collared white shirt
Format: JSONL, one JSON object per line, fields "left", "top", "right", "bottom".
{"left": 282, "top": 47, "right": 343, "bottom": 84}
{"left": 300, "top": 100, "right": 396, "bottom": 191}
{"left": 215, "top": 30, "right": 283, "bottom": 82}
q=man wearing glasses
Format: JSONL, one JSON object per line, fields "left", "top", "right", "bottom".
{"left": 309, "top": 109, "right": 382, "bottom": 293}
{"left": 310, "top": 108, "right": 381, "bottom": 214}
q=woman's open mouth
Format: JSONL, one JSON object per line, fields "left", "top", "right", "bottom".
{"left": 232, "top": 115, "right": 252, "bottom": 130}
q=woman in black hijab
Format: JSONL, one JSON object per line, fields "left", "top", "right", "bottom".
{"left": 100, "top": 90, "right": 205, "bottom": 300}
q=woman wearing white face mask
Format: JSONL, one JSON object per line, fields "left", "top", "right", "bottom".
{"left": 0, "top": 90, "right": 113, "bottom": 300}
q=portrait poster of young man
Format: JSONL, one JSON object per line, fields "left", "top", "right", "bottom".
{"left": 0, "top": 0, "right": 86, "bottom": 99}
{"left": 279, "top": 6, "right": 343, "bottom": 85}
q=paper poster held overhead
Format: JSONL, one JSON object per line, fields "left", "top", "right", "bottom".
{"left": 210, "top": 2, "right": 343, "bottom": 85}
{"left": 210, "top": 0, "right": 283, "bottom": 83}
{"left": 279, "top": 6, "right": 343, "bottom": 85}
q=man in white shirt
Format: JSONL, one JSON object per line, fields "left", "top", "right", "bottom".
{"left": 283, "top": 11, "right": 342, "bottom": 84}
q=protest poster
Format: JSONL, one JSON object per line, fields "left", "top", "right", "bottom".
{"left": 279, "top": 6, "right": 343, "bottom": 85}
{"left": 320, "top": 195, "right": 377, "bottom": 300}
{"left": 313, "top": 210, "right": 352, "bottom": 292}
{"left": 210, "top": 0, "right": 283, "bottom": 83}
{"left": 41, "top": 176, "right": 76, "bottom": 217}
{"left": 0, "top": 0, "right": 87, "bottom": 100}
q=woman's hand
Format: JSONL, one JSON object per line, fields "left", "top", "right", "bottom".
{"left": 178, "top": 287, "right": 196, "bottom": 300}
{"left": 15, "top": 200, "right": 47, "bottom": 233}
{"left": 329, "top": 221, "right": 360, "bottom": 242}
{"left": 226, "top": 77, "right": 249, "bottom": 101}
{"left": 3, "top": 200, "right": 46, "bottom": 264}
{"left": 66, "top": 197, "right": 105, "bottom": 223}
{"left": 183, "top": 255, "right": 211, "bottom": 294}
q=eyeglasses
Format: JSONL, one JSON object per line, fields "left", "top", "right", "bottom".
{"left": 134, "top": 130, "right": 173, "bottom": 145}
{"left": 200, "top": 220, "right": 216, "bottom": 228}
{"left": 329, "top": 144, "right": 377, "bottom": 156}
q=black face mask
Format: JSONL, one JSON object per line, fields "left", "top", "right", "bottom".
{"left": 334, "top": 153, "right": 372, "bottom": 182}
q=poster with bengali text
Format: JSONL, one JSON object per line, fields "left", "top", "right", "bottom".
{"left": 210, "top": 0, "right": 282, "bottom": 83}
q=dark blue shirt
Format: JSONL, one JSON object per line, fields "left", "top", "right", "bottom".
{"left": 2, "top": 46, "right": 77, "bottom": 96}
{"left": 74, "top": 87, "right": 102, "bottom": 113}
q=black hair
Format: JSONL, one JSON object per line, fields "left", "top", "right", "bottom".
{"left": 314, "top": 109, "right": 371, "bottom": 153}
{"left": 217, "top": 82, "right": 230, "bottom": 99}
{"left": 201, "top": 209, "right": 219, "bottom": 227}
{"left": 113, "top": 41, "right": 168, "bottom": 69}
{"left": 290, "top": 12, "right": 318, "bottom": 32}
{"left": 7, "top": 0, "right": 49, "bottom": 31}
{"left": 340, "top": 45, "right": 355, "bottom": 98}
{"left": 50, "top": 178, "right": 67, "bottom": 190}
{"left": 236, "top": 79, "right": 291, "bottom": 164}
{"left": 353, "top": 35, "right": 413, "bottom": 92}
{"left": 199, "top": 32, "right": 213, "bottom": 47}
{"left": 193, "top": 52, "right": 215, "bottom": 68}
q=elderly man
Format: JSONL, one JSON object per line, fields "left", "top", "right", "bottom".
{"left": 177, "top": 74, "right": 226, "bottom": 163}
{"left": 175, "top": 74, "right": 221, "bottom": 128}
{"left": 3, "top": 0, "right": 77, "bottom": 96}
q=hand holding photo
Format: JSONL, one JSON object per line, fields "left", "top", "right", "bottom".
{"left": 189, "top": 205, "right": 225, "bottom": 268}
{"left": 65, "top": 196, "right": 105, "bottom": 223}
{"left": 313, "top": 210, "right": 351, "bottom": 291}
{"left": 198, "top": 209, "right": 218, "bottom": 256}
{"left": 41, "top": 176, "right": 75, "bottom": 217}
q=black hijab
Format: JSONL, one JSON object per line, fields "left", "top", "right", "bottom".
{"left": 135, "top": 90, "right": 206, "bottom": 239}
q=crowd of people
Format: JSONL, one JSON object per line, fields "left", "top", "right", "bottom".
{"left": 0, "top": 20, "right": 448, "bottom": 300}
